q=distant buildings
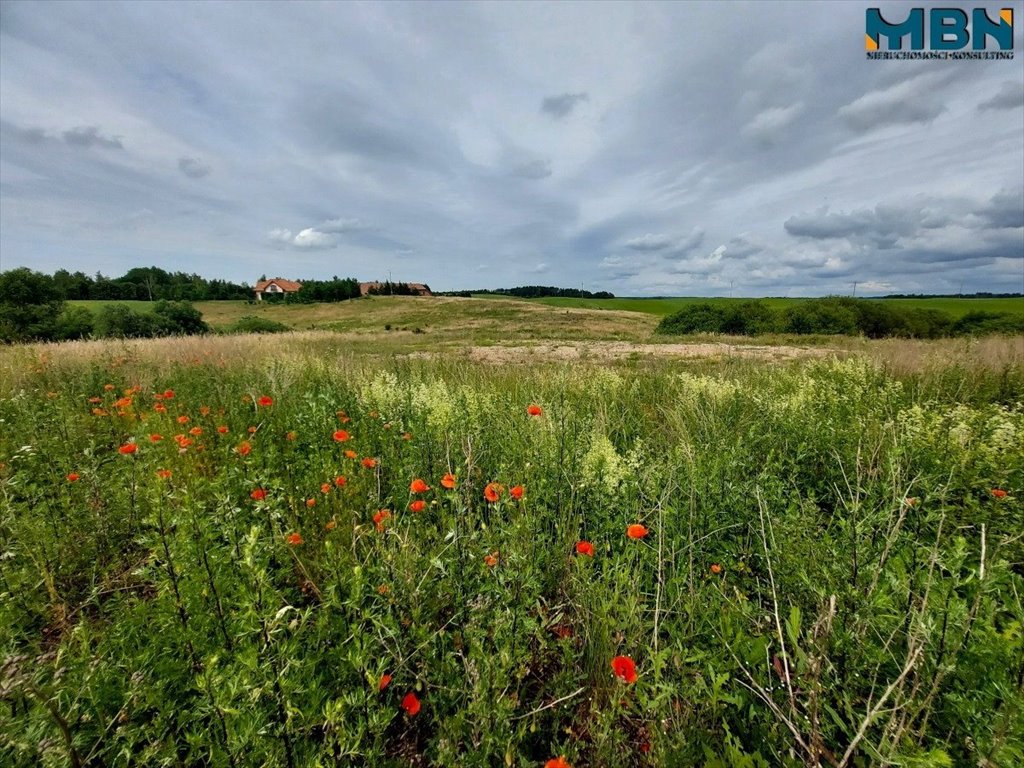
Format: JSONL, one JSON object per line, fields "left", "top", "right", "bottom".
{"left": 253, "top": 277, "right": 302, "bottom": 301}
{"left": 358, "top": 282, "right": 433, "bottom": 296}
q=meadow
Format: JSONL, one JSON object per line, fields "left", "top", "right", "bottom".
{"left": 1, "top": 324, "right": 1022, "bottom": 767}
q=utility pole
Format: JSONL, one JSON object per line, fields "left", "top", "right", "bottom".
{"left": 851, "top": 281, "right": 858, "bottom": 297}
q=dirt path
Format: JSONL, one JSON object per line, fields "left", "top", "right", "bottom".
{"left": 463, "top": 340, "right": 838, "bottom": 363}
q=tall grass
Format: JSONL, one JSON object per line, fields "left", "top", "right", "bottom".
{"left": 1, "top": 344, "right": 1021, "bottom": 766}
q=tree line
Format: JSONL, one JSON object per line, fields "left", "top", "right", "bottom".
{"left": 439, "top": 285, "right": 615, "bottom": 299}
{"left": 655, "top": 297, "right": 1024, "bottom": 338}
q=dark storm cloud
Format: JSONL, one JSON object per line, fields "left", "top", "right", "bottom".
{"left": 540, "top": 92, "right": 588, "bottom": 119}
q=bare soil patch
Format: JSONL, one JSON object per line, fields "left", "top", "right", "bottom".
{"left": 461, "top": 340, "right": 837, "bottom": 364}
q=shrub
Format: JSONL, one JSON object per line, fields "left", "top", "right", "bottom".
{"left": 152, "top": 300, "right": 209, "bottom": 335}
{"left": 53, "top": 305, "right": 95, "bottom": 341}
{"left": 782, "top": 298, "right": 859, "bottom": 335}
{"left": 655, "top": 303, "right": 730, "bottom": 335}
{"left": 720, "top": 300, "right": 780, "bottom": 335}
{"left": 952, "top": 311, "right": 1024, "bottom": 336}
{"left": 95, "top": 304, "right": 159, "bottom": 338}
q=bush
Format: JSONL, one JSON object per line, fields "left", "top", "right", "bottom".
{"left": 721, "top": 300, "right": 780, "bottom": 335}
{"left": 0, "top": 268, "right": 64, "bottom": 343}
{"left": 655, "top": 303, "right": 730, "bottom": 335}
{"left": 54, "top": 305, "right": 94, "bottom": 341}
{"left": 95, "top": 304, "right": 159, "bottom": 338}
{"left": 229, "top": 316, "right": 291, "bottom": 334}
{"left": 782, "top": 298, "right": 859, "bottom": 335}
{"left": 153, "top": 300, "right": 209, "bottom": 335}
{"left": 952, "top": 311, "right": 1024, "bottom": 336}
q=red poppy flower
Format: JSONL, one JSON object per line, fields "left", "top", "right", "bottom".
{"left": 373, "top": 509, "right": 391, "bottom": 531}
{"left": 92, "top": 408, "right": 109, "bottom": 416}
{"left": 104, "top": 383, "right": 115, "bottom": 391}
{"left": 163, "top": 389, "right": 175, "bottom": 399}
{"left": 188, "top": 426, "right": 203, "bottom": 436}
{"left": 148, "top": 433, "right": 162, "bottom": 443}
{"left": 286, "top": 532, "right": 303, "bottom": 546}
{"left": 484, "top": 483, "right": 502, "bottom": 503}
{"left": 611, "top": 655, "right": 638, "bottom": 684}
{"left": 177, "top": 415, "right": 190, "bottom": 425}
{"left": 153, "top": 404, "right": 167, "bottom": 414}
{"left": 247, "top": 426, "right": 257, "bottom": 434}
{"left": 88, "top": 396, "right": 103, "bottom": 404}
{"left": 362, "top": 457, "right": 377, "bottom": 469}
{"left": 409, "top": 500, "right": 426, "bottom": 513}
{"left": 237, "top": 441, "right": 252, "bottom": 456}
{"left": 118, "top": 442, "right": 138, "bottom": 455}
{"left": 66, "top": 472, "right": 80, "bottom": 482}
{"left": 333, "top": 429, "right": 350, "bottom": 442}
{"left": 250, "top": 488, "right": 267, "bottom": 501}
{"left": 378, "top": 674, "right": 392, "bottom": 692}
{"left": 325, "top": 519, "right": 337, "bottom": 531}
{"left": 545, "top": 757, "right": 571, "bottom": 768}
{"left": 344, "top": 450, "right": 358, "bottom": 459}
{"left": 334, "top": 475, "right": 347, "bottom": 487}
{"left": 175, "top": 435, "right": 193, "bottom": 448}
{"left": 409, "top": 478, "right": 430, "bottom": 494}
{"left": 484, "top": 551, "right": 499, "bottom": 567}
{"left": 527, "top": 404, "right": 542, "bottom": 416}
{"left": 258, "top": 396, "right": 273, "bottom": 407}
{"left": 321, "top": 483, "right": 332, "bottom": 494}
{"left": 217, "top": 425, "right": 229, "bottom": 434}
{"left": 710, "top": 563, "right": 722, "bottom": 575}
{"left": 114, "top": 397, "right": 132, "bottom": 408}
{"left": 156, "top": 469, "right": 172, "bottom": 480}
{"left": 377, "top": 583, "right": 390, "bottom": 594}
{"left": 200, "top": 406, "right": 211, "bottom": 416}
{"left": 627, "top": 524, "right": 649, "bottom": 540}
{"left": 401, "top": 692, "right": 420, "bottom": 716}
{"left": 509, "top": 485, "right": 524, "bottom": 500}
{"left": 575, "top": 541, "right": 595, "bottom": 557}
{"left": 441, "top": 472, "right": 456, "bottom": 489}
{"left": 992, "top": 488, "right": 1008, "bottom": 498}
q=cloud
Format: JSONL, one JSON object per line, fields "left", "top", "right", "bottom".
{"left": 61, "top": 125, "right": 123, "bottom": 149}
{"left": 625, "top": 233, "right": 674, "bottom": 251}
{"left": 512, "top": 158, "right": 552, "bottom": 179}
{"left": 719, "top": 235, "right": 763, "bottom": 259}
{"left": 742, "top": 103, "right": 804, "bottom": 145}
{"left": 668, "top": 227, "right": 705, "bottom": 257}
{"left": 837, "top": 75, "right": 945, "bottom": 132}
{"left": 178, "top": 156, "right": 211, "bottom": 178}
{"left": 292, "top": 227, "right": 335, "bottom": 248}
{"left": 267, "top": 228, "right": 294, "bottom": 245}
{"left": 540, "top": 92, "right": 588, "bottom": 119}
{"left": 527, "top": 262, "right": 549, "bottom": 273}
{"left": 978, "top": 81, "right": 1024, "bottom": 111}
{"left": 975, "top": 188, "right": 1024, "bottom": 229}
{"left": 318, "top": 217, "right": 369, "bottom": 233}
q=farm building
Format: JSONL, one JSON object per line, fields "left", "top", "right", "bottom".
{"left": 358, "top": 281, "right": 432, "bottom": 296}
{"left": 253, "top": 278, "right": 302, "bottom": 301}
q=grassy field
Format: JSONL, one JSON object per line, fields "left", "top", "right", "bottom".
{"left": 527, "top": 295, "right": 1024, "bottom": 318}
{"left": 2, "top": 320, "right": 1022, "bottom": 766}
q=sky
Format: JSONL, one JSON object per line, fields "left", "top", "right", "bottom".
{"left": 1, "top": 0, "right": 1022, "bottom": 296}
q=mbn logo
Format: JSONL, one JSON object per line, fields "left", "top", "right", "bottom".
{"left": 866, "top": 7, "right": 1014, "bottom": 50}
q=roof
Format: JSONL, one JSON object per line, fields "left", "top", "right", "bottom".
{"left": 254, "top": 278, "right": 302, "bottom": 292}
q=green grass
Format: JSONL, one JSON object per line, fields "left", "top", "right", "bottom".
{"left": 527, "top": 295, "right": 1024, "bottom": 319}
{"left": 69, "top": 299, "right": 158, "bottom": 313}
{"left": 1, "top": 340, "right": 1022, "bottom": 766}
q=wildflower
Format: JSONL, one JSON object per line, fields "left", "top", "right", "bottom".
{"left": 217, "top": 425, "right": 229, "bottom": 434}
{"left": 410, "top": 478, "right": 430, "bottom": 494}
{"left": 286, "top": 431, "right": 297, "bottom": 441}
{"left": 188, "top": 427, "right": 203, "bottom": 436}
{"left": 258, "top": 396, "right": 273, "bottom": 407}
{"left": 104, "top": 383, "right": 115, "bottom": 391}
{"left": 441, "top": 472, "right": 456, "bottom": 489}
{"left": 373, "top": 509, "right": 391, "bottom": 532}
{"left": 153, "top": 393, "right": 164, "bottom": 401}
{"left": 114, "top": 397, "right": 132, "bottom": 408}
{"left": 378, "top": 674, "right": 392, "bottom": 692}
{"left": 484, "top": 482, "right": 502, "bottom": 503}
{"left": 66, "top": 472, "right": 80, "bottom": 482}
{"left": 545, "top": 758, "right": 572, "bottom": 768}
{"left": 402, "top": 432, "right": 412, "bottom": 441}
{"left": 88, "top": 396, "right": 103, "bottom": 404}
{"left": 362, "top": 457, "right": 377, "bottom": 469}
{"left": 509, "top": 485, "right": 524, "bottom": 500}
{"left": 369, "top": 410, "right": 379, "bottom": 419}
{"left": 92, "top": 408, "right": 109, "bottom": 416}
{"left": 306, "top": 498, "right": 316, "bottom": 508}
{"left": 149, "top": 434, "right": 163, "bottom": 442}
{"left": 334, "top": 475, "right": 347, "bottom": 487}
{"left": 247, "top": 426, "right": 257, "bottom": 434}
{"left": 484, "top": 551, "right": 499, "bottom": 567}
{"left": 409, "top": 500, "right": 426, "bottom": 513}
{"left": 344, "top": 450, "right": 358, "bottom": 459}
{"left": 286, "top": 532, "right": 303, "bottom": 546}
{"left": 527, "top": 404, "right": 542, "bottom": 416}
{"left": 992, "top": 488, "right": 1008, "bottom": 498}
{"left": 177, "top": 415, "right": 190, "bottom": 425}
{"left": 575, "top": 541, "right": 595, "bottom": 557}
{"left": 321, "top": 483, "right": 332, "bottom": 494}
{"left": 237, "top": 441, "right": 252, "bottom": 457}
{"left": 163, "top": 389, "right": 175, "bottom": 399}
{"left": 199, "top": 406, "right": 211, "bottom": 416}
{"left": 627, "top": 524, "right": 649, "bottom": 540}
{"left": 118, "top": 442, "right": 138, "bottom": 455}
{"left": 175, "top": 435, "right": 193, "bottom": 448}
{"left": 377, "top": 584, "right": 390, "bottom": 594}
{"left": 611, "top": 655, "right": 638, "bottom": 684}
{"left": 333, "top": 429, "right": 350, "bottom": 442}
{"left": 401, "top": 692, "right": 420, "bottom": 716}
{"left": 710, "top": 563, "right": 722, "bottom": 575}
{"left": 250, "top": 488, "right": 267, "bottom": 501}
{"left": 156, "top": 469, "right": 172, "bottom": 480}
{"left": 325, "top": 519, "right": 337, "bottom": 531}
{"left": 154, "top": 404, "right": 167, "bottom": 414}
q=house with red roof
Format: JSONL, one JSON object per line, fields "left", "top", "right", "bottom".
{"left": 254, "top": 277, "right": 302, "bottom": 301}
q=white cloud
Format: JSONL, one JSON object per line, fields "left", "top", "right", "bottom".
{"left": 293, "top": 227, "right": 335, "bottom": 248}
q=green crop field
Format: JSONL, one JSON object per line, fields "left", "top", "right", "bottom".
{"left": 2, "top": 323, "right": 1022, "bottom": 767}
{"left": 527, "top": 295, "right": 1024, "bottom": 319}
